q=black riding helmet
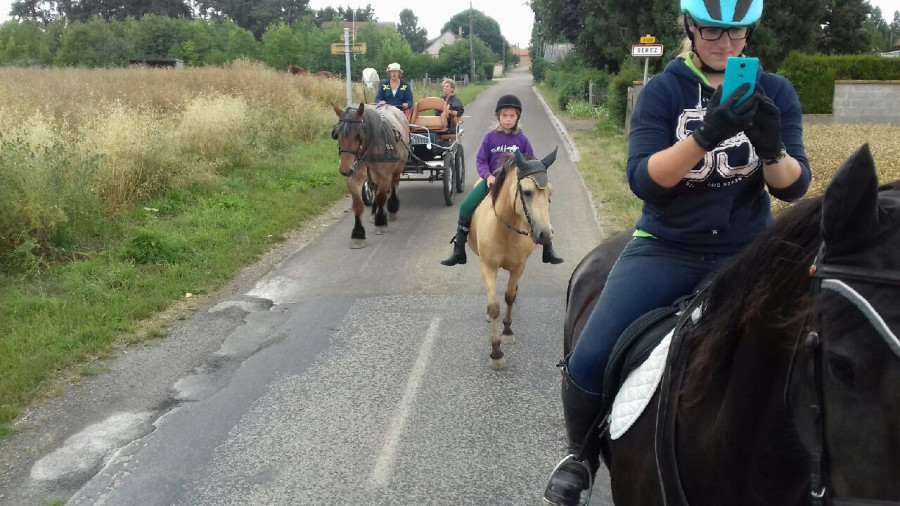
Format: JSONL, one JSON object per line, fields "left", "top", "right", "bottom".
{"left": 495, "top": 94, "right": 522, "bottom": 114}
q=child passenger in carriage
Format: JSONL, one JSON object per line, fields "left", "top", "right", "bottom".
{"left": 542, "top": 0, "right": 812, "bottom": 503}
{"left": 436, "top": 78, "right": 465, "bottom": 131}
{"left": 439, "top": 94, "right": 564, "bottom": 267}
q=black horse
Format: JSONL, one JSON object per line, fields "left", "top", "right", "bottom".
{"left": 563, "top": 144, "right": 900, "bottom": 505}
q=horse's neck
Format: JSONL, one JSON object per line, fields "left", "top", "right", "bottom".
{"left": 678, "top": 322, "right": 807, "bottom": 502}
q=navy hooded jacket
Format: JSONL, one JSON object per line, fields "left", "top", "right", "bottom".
{"left": 627, "top": 56, "right": 811, "bottom": 254}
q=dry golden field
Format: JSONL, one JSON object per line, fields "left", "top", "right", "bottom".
{"left": 802, "top": 123, "right": 900, "bottom": 196}
{"left": 0, "top": 60, "right": 354, "bottom": 212}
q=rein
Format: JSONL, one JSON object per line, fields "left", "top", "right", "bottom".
{"left": 491, "top": 171, "right": 544, "bottom": 237}
{"left": 793, "top": 245, "right": 900, "bottom": 506}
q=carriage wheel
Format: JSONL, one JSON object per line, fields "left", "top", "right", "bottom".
{"left": 362, "top": 180, "right": 374, "bottom": 206}
{"left": 454, "top": 145, "right": 465, "bottom": 193}
{"left": 442, "top": 152, "right": 455, "bottom": 206}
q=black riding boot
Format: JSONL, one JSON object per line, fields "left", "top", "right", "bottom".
{"left": 440, "top": 218, "right": 470, "bottom": 266}
{"left": 543, "top": 242, "right": 564, "bottom": 264}
{"left": 543, "top": 367, "right": 605, "bottom": 506}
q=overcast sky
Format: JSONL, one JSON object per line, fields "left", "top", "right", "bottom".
{"left": 0, "top": 0, "right": 897, "bottom": 48}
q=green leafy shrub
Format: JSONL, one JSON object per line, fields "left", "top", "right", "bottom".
{"left": 779, "top": 52, "right": 900, "bottom": 114}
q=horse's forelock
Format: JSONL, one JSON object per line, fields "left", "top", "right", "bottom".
{"left": 336, "top": 107, "right": 367, "bottom": 142}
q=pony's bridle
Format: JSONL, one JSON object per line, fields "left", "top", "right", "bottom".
{"left": 336, "top": 117, "right": 367, "bottom": 177}
{"left": 794, "top": 245, "right": 900, "bottom": 506}
{"left": 492, "top": 172, "right": 545, "bottom": 238}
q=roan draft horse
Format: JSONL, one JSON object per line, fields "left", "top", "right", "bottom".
{"left": 332, "top": 103, "right": 409, "bottom": 248}
{"left": 469, "top": 148, "right": 558, "bottom": 370}
{"left": 562, "top": 144, "right": 900, "bottom": 505}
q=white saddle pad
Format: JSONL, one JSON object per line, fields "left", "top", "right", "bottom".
{"left": 608, "top": 329, "right": 673, "bottom": 440}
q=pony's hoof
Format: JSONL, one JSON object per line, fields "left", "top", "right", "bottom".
{"left": 350, "top": 239, "right": 366, "bottom": 249}
{"left": 490, "top": 356, "right": 508, "bottom": 370}
{"left": 389, "top": 212, "right": 398, "bottom": 221}
{"left": 485, "top": 314, "right": 492, "bottom": 323}
{"left": 501, "top": 333, "right": 516, "bottom": 345}
{"left": 375, "top": 226, "right": 387, "bottom": 235}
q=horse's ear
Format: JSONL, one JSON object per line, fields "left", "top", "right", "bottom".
{"left": 332, "top": 103, "right": 343, "bottom": 117}
{"left": 513, "top": 149, "right": 528, "bottom": 170}
{"left": 356, "top": 103, "right": 365, "bottom": 117}
{"left": 821, "top": 143, "right": 880, "bottom": 256}
{"left": 540, "top": 147, "right": 558, "bottom": 169}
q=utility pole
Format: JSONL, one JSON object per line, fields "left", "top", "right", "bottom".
{"left": 469, "top": 2, "right": 475, "bottom": 82}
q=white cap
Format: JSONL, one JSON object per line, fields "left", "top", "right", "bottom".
{"left": 386, "top": 62, "right": 402, "bottom": 73}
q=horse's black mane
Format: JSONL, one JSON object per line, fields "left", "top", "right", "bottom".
{"left": 684, "top": 180, "right": 900, "bottom": 399}
{"left": 682, "top": 195, "right": 822, "bottom": 398}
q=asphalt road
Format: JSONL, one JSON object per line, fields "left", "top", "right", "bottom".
{"left": 0, "top": 68, "right": 614, "bottom": 505}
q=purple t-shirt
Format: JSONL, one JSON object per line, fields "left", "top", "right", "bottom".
{"left": 475, "top": 130, "right": 534, "bottom": 180}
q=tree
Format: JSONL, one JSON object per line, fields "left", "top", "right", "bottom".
{"left": 193, "top": 0, "right": 310, "bottom": 38}
{"left": 436, "top": 36, "right": 496, "bottom": 80}
{"left": 397, "top": 8, "right": 426, "bottom": 53}
{"left": 819, "top": 0, "right": 871, "bottom": 54}
{"left": 441, "top": 9, "right": 506, "bottom": 58}
{"left": 530, "top": 0, "right": 581, "bottom": 44}
{"left": 751, "top": 0, "right": 823, "bottom": 70}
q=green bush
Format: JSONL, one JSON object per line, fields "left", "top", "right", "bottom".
{"left": 779, "top": 52, "right": 900, "bottom": 114}
{"left": 607, "top": 62, "right": 643, "bottom": 128}
{"left": 531, "top": 57, "right": 550, "bottom": 82}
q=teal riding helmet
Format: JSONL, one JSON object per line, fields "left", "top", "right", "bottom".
{"left": 681, "top": 0, "right": 763, "bottom": 27}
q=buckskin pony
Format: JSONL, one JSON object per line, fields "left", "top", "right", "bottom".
{"left": 561, "top": 144, "right": 900, "bottom": 505}
{"left": 469, "top": 148, "right": 558, "bottom": 370}
{"left": 332, "top": 103, "right": 409, "bottom": 248}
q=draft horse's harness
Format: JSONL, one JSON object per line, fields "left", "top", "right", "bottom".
{"left": 333, "top": 106, "right": 407, "bottom": 177}
{"left": 790, "top": 246, "right": 900, "bottom": 506}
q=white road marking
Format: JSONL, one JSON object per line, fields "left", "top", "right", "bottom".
{"left": 369, "top": 317, "right": 440, "bottom": 487}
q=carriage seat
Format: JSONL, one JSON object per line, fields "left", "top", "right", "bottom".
{"left": 409, "top": 97, "right": 449, "bottom": 133}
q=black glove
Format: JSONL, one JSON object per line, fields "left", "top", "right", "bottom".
{"left": 692, "top": 83, "right": 757, "bottom": 152}
{"left": 744, "top": 87, "right": 784, "bottom": 161}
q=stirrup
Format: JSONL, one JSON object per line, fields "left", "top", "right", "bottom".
{"left": 542, "top": 454, "right": 594, "bottom": 506}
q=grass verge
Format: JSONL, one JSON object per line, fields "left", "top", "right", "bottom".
{"left": 0, "top": 140, "right": 345, "bottom": 437}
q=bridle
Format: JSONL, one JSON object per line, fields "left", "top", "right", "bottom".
{"left": 492, "top": 171, "right": 545, "bottom": 238}
{"left": 791, "top": 244, "right": 900, "bottom": 506}
{"left": 335, "top": 117, "right": 367, "bottom": 177}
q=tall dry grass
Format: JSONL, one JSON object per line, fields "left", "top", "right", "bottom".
{"left": 0, "top": 59, "right": 348, "bottom": 212}
{"left": 0, "top": 60, "right": 354, "bottom": 269}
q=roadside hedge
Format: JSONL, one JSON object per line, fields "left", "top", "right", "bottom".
{"left": 779, "top": 52, "right": 900, "bottom": 114}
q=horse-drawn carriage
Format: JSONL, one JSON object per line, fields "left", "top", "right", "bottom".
{"left": 361, "top": 97, "right": 465, "bottom": 207}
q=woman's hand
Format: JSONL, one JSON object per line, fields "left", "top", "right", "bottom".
{"left": 744, "top": 87, "right": 784, "bottom": 161}
{"left": 486, "top": 175, "right": 497, "bottom": 188}
{"left": 692, "top": 83, "right": 757, "bottom": 152}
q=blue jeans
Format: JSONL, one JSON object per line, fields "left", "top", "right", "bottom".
{"left": 567, "top": 237, "right": 728, "bottom": 393}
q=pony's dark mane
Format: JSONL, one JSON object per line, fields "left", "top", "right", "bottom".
{"left": 489, "top": 154, "right": 516, "bottom": 202}
{"left": 489, "top": 152, "right": 537, "bottom": 202}
{"left": 682, "top": 195, "right": 823, "bottom": 399}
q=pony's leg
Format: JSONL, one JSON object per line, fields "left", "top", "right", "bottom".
{"left": 347, "top": 177, "right": 366, "bottom": 248}
{"left": 387, "top": 168, "right": 401, "bottom": 221}
{"left": 479, "top": 261, "right": 506, "bottom": 370}
{"left": 501, "top": 268, "right": 524, "bottom": 344}
{"left": 373, "top": 187, "right": 388, "bottom": 234}
{"left": 387, "top": 186, "right": 400, "bottom": 221}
